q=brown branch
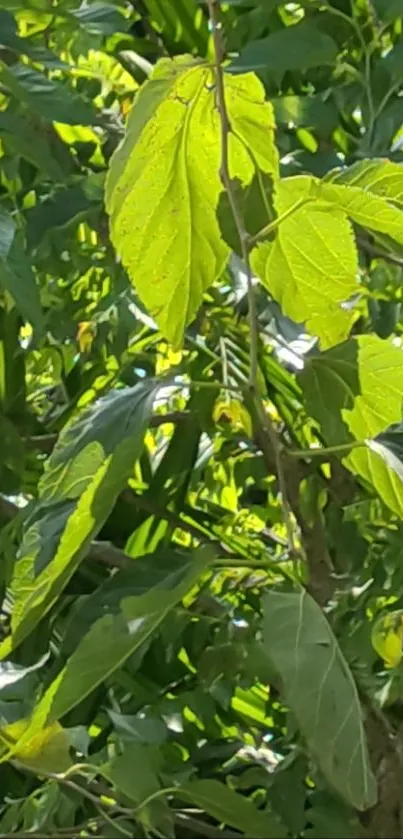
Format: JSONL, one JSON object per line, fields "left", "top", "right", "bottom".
{"left": 357, "top": 237, "right": 403, "bottom": 269}
{"left": 207, "top": 0, "right": 258, "bottom": 388}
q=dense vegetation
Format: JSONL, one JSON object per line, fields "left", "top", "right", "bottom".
{"left": 1, "top": 0, "right": 403, "bottom": 836}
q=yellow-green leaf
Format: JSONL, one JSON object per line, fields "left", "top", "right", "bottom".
{"left": 106, "top": 59, "right": 278, "bottom": 347}
{"left": 371, "top": 611, "right": 403, "bottom": 668}
{"left": 251, "top": 176, "right": 358, "bottom": 348}
{"left": 329, "top": 158, "right": 403, "bottom": 206}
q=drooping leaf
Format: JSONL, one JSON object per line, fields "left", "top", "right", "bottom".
{"left": 300, "top": 335, "right": 403, "bottom": 516}
{"left": 263, "top": 589, "right": 376, "bottom": 810}
{"left": 181, "top": 779, "right": 286, "bottom": 837}
{"left": 230, "top": 21, "right": 338, "bottom": 74}
{"left": 0, "top": 108, "right": 71, "bottom": 181}
{"left": 26, "top": 174, "right": 104, "bottom": 250}
{"left": 251, "top": 176, "right": 359, "bottom": 348}
{"left": 102, "top": 743, "right": 161, "bottom": 804}
{"left": 70, "top": 2, "right": 130, "bottom": 35}
{"left": 7, "top": 547, "right": 213, "bottom": 751}
{"left": 102, "top": 744, "right": 172, "bottom": 837}
{"left": 0, "top": 209, "right": 43, "bottom": 331}
{"left": 106, "top": 58, "right": 277, "bottom": 347}
{"left": 0, "top": 62, "right": 97, "bottom": 125}
{"left": 1, "top": 381, "right": 160, "bottom": 657}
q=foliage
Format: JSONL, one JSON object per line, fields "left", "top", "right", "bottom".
{"left": 1, "top": 0, "right": 403, "bottom": 837}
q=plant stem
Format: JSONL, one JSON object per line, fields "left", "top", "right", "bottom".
{"left": 249, "top": 197, "right": 309, "bottom": 246}
{"left": 287, "top": 440, "right": 365, "bottom": 458}
{"left": 207, "top": 0, "right": 298, "bottom": 558}
{"left": 207, "top": 0, "right": 258, "bottom": 390}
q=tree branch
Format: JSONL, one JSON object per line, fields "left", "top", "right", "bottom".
{"left": 207, "top": 0, "right": 258, "bottom": 390}
{"left": 207, "top": 0, "right": 298, "bottom": 559}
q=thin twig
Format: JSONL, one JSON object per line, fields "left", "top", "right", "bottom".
{"left": 357, "top": 237, "right": 403, "bottom": 269}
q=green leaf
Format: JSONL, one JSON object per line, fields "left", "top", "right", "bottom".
{"left": 26, "top": 174, "right": 104, "bottom": 250}
{"left": 0, "top": 62, "right": 97, "bottom": 125}
{"left": 106, "top": 59, "right": 277, "bottom": 347}
{"left": 273, "top": 94, "right": 339, "bottom": 133}
{"left": 0, "top": 210, "right": 43, "bottom": 331}
{"left": 372, "top": 0, "right": 402, "bottom": 21}
{"left": 108, "top": 710, "right": 167, "bottom": 745}
{"left": 263, "top": 589, "right": 376, "bottom": 810}
{"left": 300, "top": 336, "right": 403, "bottom": 516}
{"left": 10, "top": 547, "right": 213, "bottom": 739}
{"left": 329, "top": 158, "right": 403, "bottom": 205}
{"left": 320, "top": 182, "right": 403, "bottom": 247}
{"left": 1, "top": 381, "right": 159, "bottom": 658}
{"left": 181, "top": 779, "right": 286, "bottom": 837}
{"left": 0, "top": 10, "right": 67, "bottom": 68}
{"left": 251, "top": 176, "right": 358, "bottom": 348}
{"left": 70, "top": 2, "right": 129, "bottom": 35}
{"left": 102, "top": 743, "right": 172, "bottom": 836}
{"left": 0, "top": 109, "right": 70, "bottom": 181}
{"left": 230, "top": 21, "right": 338, "bottom": 74}
{"left": 102, "top": 743, "right": 161, "bottom": 804}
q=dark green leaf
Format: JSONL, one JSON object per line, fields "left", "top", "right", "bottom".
{"left": 181, "top": 779, "right": 286, "bottom": 837}
{"left": 230, "top": 22, "right": 338, "bottom": 73}
{"left": 0, "top": 62, "right": 97, "bottom": 125}
{"left": 263, "top": 589, "right": 376, "bottom": 809}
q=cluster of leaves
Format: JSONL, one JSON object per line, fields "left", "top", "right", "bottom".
{"left": 1, "top": 0, "right": 403, "bottom": 837}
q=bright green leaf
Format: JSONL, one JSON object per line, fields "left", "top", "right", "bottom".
{"left": 106, "top": 58, "right": 277, "bottom": 347}
{"left": 251, "top": 176, "right": 359, "bottom": 348}
{"left": 329, "top": 158, "right": 403, "bottom": 205}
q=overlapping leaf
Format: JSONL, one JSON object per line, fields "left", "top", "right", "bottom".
{"left": 0, "top": 209, "right": 43, "bottom": 331}
{"left": 181, "top": 779, "right": 286, "bottom": 837}
{"left": 1, "top": 381, "right": 159, "bottom": 657}
{"left": 252, "top": 168, "right": 403, "bottom": 348}
{"left": 251, "top": 177, "right": 359, "bottom": 348}
{"left": 6, "top": 547, "right": 213, "bottom": 758}
{"left": 263, "top": 589, "right": 376, "bottom": 810}
{"left": 300, "top": 335, "right": 403, "bottom": 516}
{"left": 106, "top": 58, "right": 278, "bottom": 346}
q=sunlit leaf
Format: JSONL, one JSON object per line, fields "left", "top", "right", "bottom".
{"left": 106, "top": 58, "right": 277, "bottom": 347}
{"left": 251, "top": 176, "right": 359, "bottom": 348}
